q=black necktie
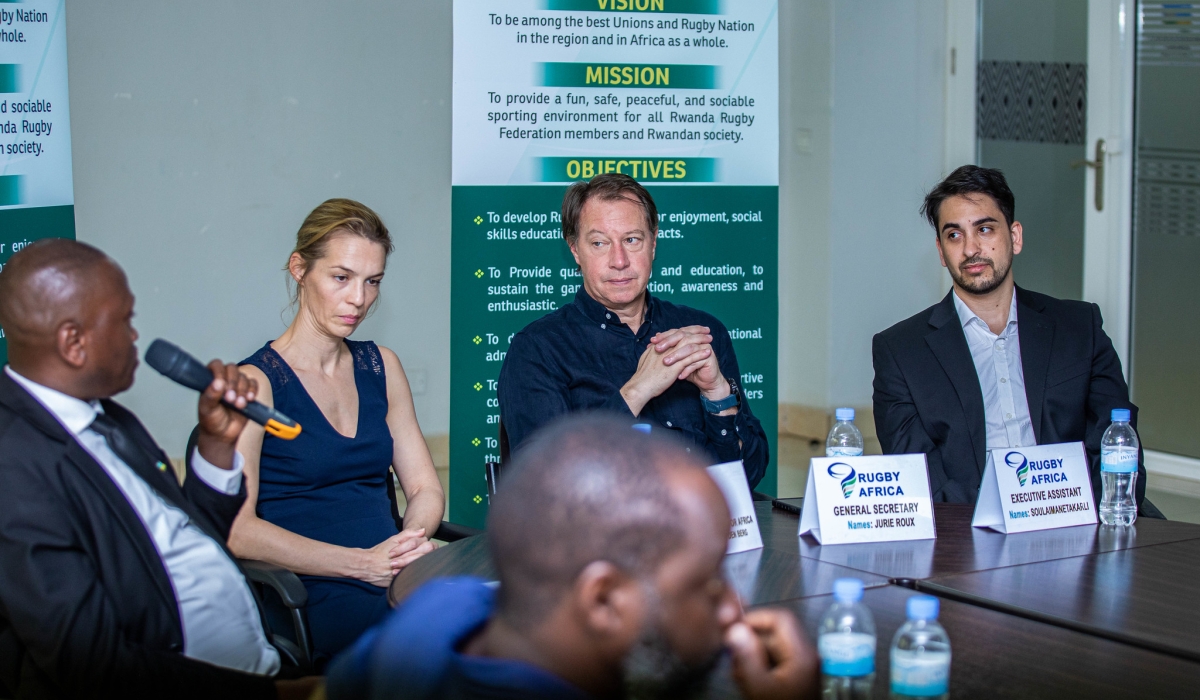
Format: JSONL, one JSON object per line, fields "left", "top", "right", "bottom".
{"left": 88, "top": 412, "right": 182, "bottom": 505}
{"left": 89, "top": 411, "right": 240, "bottom": 562}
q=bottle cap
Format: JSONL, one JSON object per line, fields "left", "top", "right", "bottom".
{"left": 907, "top": 595, "right": 939, "bottom": 621}
{"left": 835, "top": 407, "right": 855, "bottom": 422}
{"left": 832, "top": 578, "right": 863, "bottom": 604}
{"left": 1110, "top": 409, "right": 1131, "bottom": 423}
{"left": 631, "top": 423, "right": 652, "bottom": 434}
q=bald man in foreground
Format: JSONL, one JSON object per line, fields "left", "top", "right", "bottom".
{"left": 327, "top": 413, "right": 818, "bottom": 699}
{"left": 0, "top": 240, "right": 316, "bottom": 699}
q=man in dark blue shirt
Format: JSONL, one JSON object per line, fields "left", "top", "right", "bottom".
{"left": 498, "top": 173, "right": 769, "bottom": 488}
{"left": 326, "top": 414, "right": 817, "bottom": 700}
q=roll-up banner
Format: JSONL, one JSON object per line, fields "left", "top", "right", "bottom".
{"left": 0, "top": 0, "right": 75, "bottom": 364}
{"left": 451, "top": 0, "right": 778, "bottom": 526}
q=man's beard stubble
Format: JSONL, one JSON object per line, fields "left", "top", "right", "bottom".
{"left": 621, "top": 621, "right": 723, "bottom": 700}
{"left": 949, "top": 254, "right": 1012, "bottom": 296}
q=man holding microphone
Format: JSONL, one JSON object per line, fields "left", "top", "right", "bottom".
{"left": 0, "top": 239, "right": 317, "bottom": 698}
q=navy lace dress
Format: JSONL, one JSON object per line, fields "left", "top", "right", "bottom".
{"left": 242, "top": 340, "right": 397, "bottom": 659}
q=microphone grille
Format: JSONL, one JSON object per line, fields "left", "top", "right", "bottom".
{"left": 145, "top": 338, "right": 184, "bottom": 377}
{"left": 144, "top": 338, "right": 212, "bottom": 392}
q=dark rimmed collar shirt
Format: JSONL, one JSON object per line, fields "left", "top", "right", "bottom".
{"left": 498, "top": 288, "right": 768, "bottom": 488}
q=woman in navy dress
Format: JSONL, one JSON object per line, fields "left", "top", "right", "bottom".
{"left": 229, "top": 199, "right": 445, "bottom": 660}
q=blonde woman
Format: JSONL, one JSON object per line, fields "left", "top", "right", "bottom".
{"left": 229, "top": 199, "right": 444, "bottom": 660}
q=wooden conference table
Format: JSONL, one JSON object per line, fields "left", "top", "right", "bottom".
{"left": 390, "top": 502, "right": 1200, "bottom": 698}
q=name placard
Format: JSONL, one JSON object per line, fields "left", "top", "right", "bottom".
{"left": 972, "top": 442, "right": 1097, "bottom": 534}
{"left": 798, "top": 455, "right": 936, "bottom": 545}
{"left": 707, "top": 460, "right": 764, "bottom": 555}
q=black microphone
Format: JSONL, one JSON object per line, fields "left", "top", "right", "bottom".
{"left": 145, "top": 338, "right": 302, "bottom": 440}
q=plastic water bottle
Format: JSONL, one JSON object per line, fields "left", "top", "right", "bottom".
{"left": 818, "top": 578, "right": 876, "bottom": 700}
{"left": 827, "top": 408, "right": 864, "bottom": 457}
{"left": 890, "top": 596, "right": 950, "bottom": 700}
{"left": 1100, "top": 408, "right": 1139, "bottom": 526}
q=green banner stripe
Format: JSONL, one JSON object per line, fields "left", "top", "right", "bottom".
{"left": 542, "top": 0, "right": 722, "bottom": 13}
{"left": 0, "top": 64, "right": 19, "bottom": 93}
{"left": 0, "top": 175, "right": 20, "bottom": 206}
{"left": 537, "top": 157, "right": 716, "bottom": 182}
{"left": 537, "top": 62, "right": 717, "bottom": 89}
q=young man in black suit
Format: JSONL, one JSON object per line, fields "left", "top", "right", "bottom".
{"left": 872, "top": 165, "right": 1159, "bottom": 514}
{"left": 0, "top": 239, "right": 318, "bottom": 698}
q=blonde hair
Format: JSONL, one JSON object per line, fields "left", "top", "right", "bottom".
{"left": 287, "top": 198, "right": 394, "bottom": 306}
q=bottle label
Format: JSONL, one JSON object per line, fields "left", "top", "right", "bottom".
{"left": 818, "top": 632, "right": 875, "bottom": 677}
{"left": 827, "top": 446, "right": 864, "bottom": 457}
{"left": 1101, "top": 448, "right": 1138, "bottom": 474}
{"left": 890, "top": 650, "right": 950, "bottom": 696}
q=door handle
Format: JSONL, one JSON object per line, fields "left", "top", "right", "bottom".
{"left": 1071, "top": 138, "right": 1106, "bottom": 211}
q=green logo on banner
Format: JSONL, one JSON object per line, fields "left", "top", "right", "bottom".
{"left": 537, "top": 63, "right": 718, "bottom": 89}
{"left": 537, "top": 157, "right": 716, "bottom": 182}
{"left": 542, "top": 0, "right": 723, "bottom": 13}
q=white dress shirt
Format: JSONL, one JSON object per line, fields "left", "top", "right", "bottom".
{"left": 951, "top": 291, "right": 1038, "bottom": 450}
{"left": 5, "top": 366, "right": 280, "bottom": 676}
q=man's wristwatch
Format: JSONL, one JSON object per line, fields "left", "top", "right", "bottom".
{"left": 701, "top": 378, "right": 741, "bottom": 414}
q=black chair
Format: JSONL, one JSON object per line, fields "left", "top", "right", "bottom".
{"left": 1141, "top": 498, "right": 1167, "bottom": 520}
{"left": 484, "top": 421, "right": 513, "bottom": 503}
{"left": 183, "top": 426, "right": 481, "bottom": 672}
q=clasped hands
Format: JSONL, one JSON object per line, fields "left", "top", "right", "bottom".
{"left": 620, "top": 325, "right": 734, "bottom": 417}
{"left": 359, "top": 528, "right": 438, "bottom": 588}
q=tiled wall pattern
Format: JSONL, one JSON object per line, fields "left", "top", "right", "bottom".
{"left": 977, "top": 61, "right": 1087, "bottom": 145}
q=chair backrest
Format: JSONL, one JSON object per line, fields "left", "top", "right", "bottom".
{"left": 499, "top": 420, "right": 511, "bottom": 464}
{"left": 484, "top": 419, "right": 513, "bottom": 505}
{"left": 484, "top": 461, "right": 504, "bottom": 503}
{"left": 182, "top": 425, "right": 200, "bottom": 485}
{"left": 183, "top": 423, "right": 316, "bottom": 671}
{"left": 385, "top": 469, "right": 406, "bottom": 531}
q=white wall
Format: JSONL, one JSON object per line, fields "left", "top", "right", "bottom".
{"left": 63, "top": 0, "right": 953, "bottom": 453}
{"left": 826, "top": 0, "right": 950, "bottom": 406}
{"left": 779, "top": 0, "right": 953, "bottom": 410}
{"left": 66, "top": 1, "right": 453, "bottom": 453}
{"left": 777, "top": 0, "right": 833, "bottom": 408}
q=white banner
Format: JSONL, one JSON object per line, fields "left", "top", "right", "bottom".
{"left": 799, "top": 455, "right": 936, "bottom": 545}
{"left": 0, "top": 0, "right": 73, "bottom": 210}
{"left": 972, "top": 442, "right": 1097, "bottom": 534}
{"left": 452, "top": 0, "right": 778, "bottom": 185}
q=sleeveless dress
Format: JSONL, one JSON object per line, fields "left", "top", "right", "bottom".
{"left": 242, "top": 339, "right": 398, "bottom": 659}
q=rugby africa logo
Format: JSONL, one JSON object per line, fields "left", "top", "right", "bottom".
{"left": 1005, "top": 451, "right": 1029, "bottom": 487}
{"left": 827, "top": 463, "right": 857, "bottom": 499}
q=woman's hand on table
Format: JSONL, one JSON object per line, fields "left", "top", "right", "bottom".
{"left": 389, "top": 527, "right": 438, "bottom": 572}
{"left": 357, "top": 528, "right": 437, "bottom": 587}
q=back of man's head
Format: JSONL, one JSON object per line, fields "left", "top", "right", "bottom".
{"left": 0, "top": 238, "right": 110, "bottom": 346}
{"left": 487, "top": 413, "right": 704, "bottom": 628}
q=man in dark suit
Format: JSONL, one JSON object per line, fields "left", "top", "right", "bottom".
{"left": 872, "top": 165, "right": 1157, "bottom": 513}
{"left": 0, "top": 239, "right": 317, "bottom": 698}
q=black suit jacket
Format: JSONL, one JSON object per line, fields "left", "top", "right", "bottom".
{"left": 872, "top": 287, "right": 1146, "bottom": 507}
{"left": 0, "top": 372, "right": 276, "bottom": 699}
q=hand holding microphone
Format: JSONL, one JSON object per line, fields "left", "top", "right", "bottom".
{"left": 145, "top": 339, "right": 302, "bottom": 446}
